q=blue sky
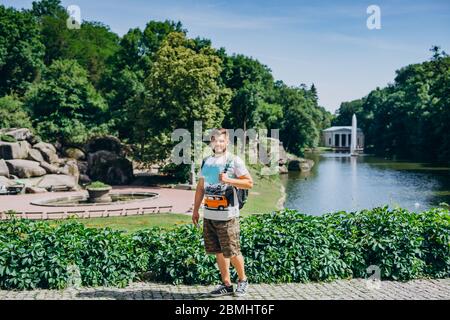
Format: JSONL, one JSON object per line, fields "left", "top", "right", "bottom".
{"left": 2, "top": 0, "right": 450, "bottom": 113}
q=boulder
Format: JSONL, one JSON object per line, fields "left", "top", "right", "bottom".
{"left": 25, "top": 186, "right": 48, "bottom": 194}
{"left": 64, "top": 159, "right": 80, "bottom": 184}
{"left": 0, "top": 141, "right": 29, "bottom": 159}
{"left": 5, "top": 128, "right": 33, "bottom": 141}
{"left": 287, "top": 158, "right": 314, "bottom": 172}
{"left": 87, "top": 150, "right": 133, "bottom": 185}
{"left": 77, "top": 160, "right": 88, "bottom": 174}
{"left": 0, "top": 159, "right": 9, "bottom": 177}
{"left": 0, "top": 176, "right": 14, "bottom": 187}
{"left": 86, "top": 136, "right": 123, "bottom": 155}
{"left": 39, "top": 161, "right": 60, "bottom": 174}
{"left": 33, "top": 141, "right": 57, "bottom": 154}
{"left": 5, "top": 160, "right": 46, "bottom": 178}
{"left": 34, "top": 174, "right": 77, "bottom": 190}
{"left": 28, "top": 148, "right": 45, "bottom": 163}
{"left": 33, "top": 143, "right": 59, "bottom": 164}
{"left": 64, "top": 147, "right": 86, "bottom": 160}
{"left": 26, "top": 134, "right": 41, "bottom": 145}
{"left": 279, "top": 165, "right": 289, "bottom": 174}
{"left": 79, "top": 174, "right": 91, "bottom": 184}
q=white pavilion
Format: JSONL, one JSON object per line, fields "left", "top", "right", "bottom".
{"left": 322, "top": 114, "right": 364, "bottom": 152}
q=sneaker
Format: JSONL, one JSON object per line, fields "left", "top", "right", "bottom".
{"left": 210, "top": 283, "right": 234, "bottom": 297}
{"left": 235, "top": 279, "right": 248, "bottom": 296}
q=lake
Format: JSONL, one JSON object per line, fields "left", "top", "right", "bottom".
{"left": 281, "top": 151, "right": 450, "bottom": 215}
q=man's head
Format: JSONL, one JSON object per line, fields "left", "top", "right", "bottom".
{"left": 210, "top": 128, "right": 229, "bottom": 155}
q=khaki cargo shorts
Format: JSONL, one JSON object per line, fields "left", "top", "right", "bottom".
{"left": 203, "top": 217, "right": 241, "bottom": 258}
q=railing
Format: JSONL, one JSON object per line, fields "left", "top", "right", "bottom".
{"left": 0, "top": 205, "right": 173, "bottom": 220}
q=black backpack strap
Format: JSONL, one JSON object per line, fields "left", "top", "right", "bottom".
{"left": 200, "top": 155, "right": 210, "bottom": 170}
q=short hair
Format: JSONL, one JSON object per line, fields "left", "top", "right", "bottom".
{"left": 210, "top": 128, "right": 229, "bottom": 142}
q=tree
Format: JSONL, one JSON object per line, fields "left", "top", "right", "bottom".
{"left": 0, "top": 5, "right": 45, "bottom": 95}
{"left": 136, "top": 32, "right": 231, "bottom": 162}
{"left": 25, "top": 59, "right": 108, "bottom": 145}
{"left": 101, "top": 21, "right": 184, "bottom": 141}
{"left": 0, "top": 95, "right": 33, "bottom": 129}
{"left": 334, "top": 46, "right": 450, "bottom": 163}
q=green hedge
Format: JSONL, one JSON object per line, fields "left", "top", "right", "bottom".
{"left": 0, "top": 206, "right": 449, "bottom": 290}
{"left": 0, "top": 220, "right": 148, "bottom": 290}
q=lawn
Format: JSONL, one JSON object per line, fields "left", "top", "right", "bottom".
{"left": 240, "top": 165, "right": 283, "bottom": 217}
{"left": 54, "top": 165, "right": 283, "bottom": 233}
{"left": 53, "top": 213, "right": 192, "bottom": 234}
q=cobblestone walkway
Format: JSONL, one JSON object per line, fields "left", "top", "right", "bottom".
{"left": 1, "top": 279, "right": 449, "bottom": 300}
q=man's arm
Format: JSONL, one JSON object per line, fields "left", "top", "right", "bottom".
{"left": 219, "top": 173, "right": 253, "bottom": 189}
{"left": 192, "top": 178, "right": 205, "bottom": 225}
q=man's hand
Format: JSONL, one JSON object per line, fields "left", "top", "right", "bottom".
{"left": 218, "top": 172, "right": 229, "bottom": 184}
{"left": 192, "top": 210, "right": 200, "bottom": 226}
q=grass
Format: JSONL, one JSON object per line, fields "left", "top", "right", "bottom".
{"left": 240, "top": 165, "right": 283, "bottom": 217}
{"left": 52, "top": 213, "right": 192, "bottom": 234}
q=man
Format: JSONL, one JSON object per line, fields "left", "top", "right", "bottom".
{"left": 192, "top": 128, "right": 253, "bottom": 297}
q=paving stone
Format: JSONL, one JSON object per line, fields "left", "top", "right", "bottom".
{"left": 0, "top": 278, "right": 449, "bottom": 300}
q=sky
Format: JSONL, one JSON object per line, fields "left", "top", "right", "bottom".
{"left": 2, "top": 0, "right": 450, "bottom": 113}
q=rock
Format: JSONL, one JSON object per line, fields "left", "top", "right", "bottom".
{"left": 33, "top": 142, "right": 57, "bottom": 154}
{"left": 86, "top": 136, "right": 123, "bottom": 155}
{"left": 5, "top": 128, "right": 33, "bottom": 141}
{"left": 33, "top": 142, "right": 59, "bottom": 164}
{"left": 0, "top": 159, "right": 9, "bottom": 177}
{"left": 34, "top": 174, "right": 77, "bottom": 190}
{"left": 54, "top": 141, "right": 63, "bottom": 152}
{"left": 0, "top": 141, "right": 29, "bottom": 159}
{"left": 26, "top": 134, "right": 41, "bottom": 145}
{"left": 279, "top": 165, "right": 289, "bottom": 174}
{"left": 79, "top": 174, "right": 91, "bottom": 184}
{"left": 28, "top": 148, "right": 45, "bottom": 163}
{"left": 77, "top": 160, "right": 88, "bottom": 174}
{"left": 64, "top": 159, "right": 80, "bottom": 184}
{"left": 0, "top": 176, "right": 14, "bottom": 187}
{"left": 287, "top": 158, "right": 314, "bottom": 172}
{"left": 64, "top": 147, "right": 86, "bottom": 160}
{"left": 25, "top": 186, "right": 48, "bottom": 194}
{"left": 39, "top": 161, "right": 60, "bottom": 174}
{"left": 87, "top": 150, "right": 133, "bottom": 185}
{"left": 300, "top": 160, "right": 314, "bottom": 171}
{"left": 5, "top": 159, "right": 46, "bottom": 178}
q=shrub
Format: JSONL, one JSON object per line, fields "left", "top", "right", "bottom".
{"left": 86, "top": 181, "right": 111, "bottom": 189}
{"left": 0, "top": 206, "right": 448, "bottom": 290}
{"left": 0, "top": 219, "right": 148, "bottom": 290}
{"left": 0, "top": 134, "right": 17, "bottom": 143}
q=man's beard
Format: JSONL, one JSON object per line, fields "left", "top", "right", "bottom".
{"left": 213, "top": 146, "right": 227, "bottom": 154}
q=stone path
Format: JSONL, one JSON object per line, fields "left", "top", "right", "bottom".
{"left": 1, "top": 279, "right": 449, "bottom": 300}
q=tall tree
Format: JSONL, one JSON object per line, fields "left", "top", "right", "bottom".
{"left": 0, "top": 5, "right": 45, "bottom": 95}
{"left": 25, "top": 59, "right": 108, "bottom": 145}
{"left": 135, "top": 32, "right": 231, "bottom": 162}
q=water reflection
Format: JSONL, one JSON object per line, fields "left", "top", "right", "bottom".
{"left": 282, "top": 152, "right": 450, "bottom": 215}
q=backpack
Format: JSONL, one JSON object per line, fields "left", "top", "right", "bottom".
{"left": 201, "top": 155, "right": 249, "bottom": 209}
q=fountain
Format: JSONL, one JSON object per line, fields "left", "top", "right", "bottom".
{"left": 30, "top": 181, "right": 159, "bottom": 207}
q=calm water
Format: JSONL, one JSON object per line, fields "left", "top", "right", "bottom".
{"left": 281, "top": 152, "right": 450, "bottom": 215}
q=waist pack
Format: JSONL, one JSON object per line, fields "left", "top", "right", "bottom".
{"left": 201, "top": 155, "right": 248, "bottom": 209}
